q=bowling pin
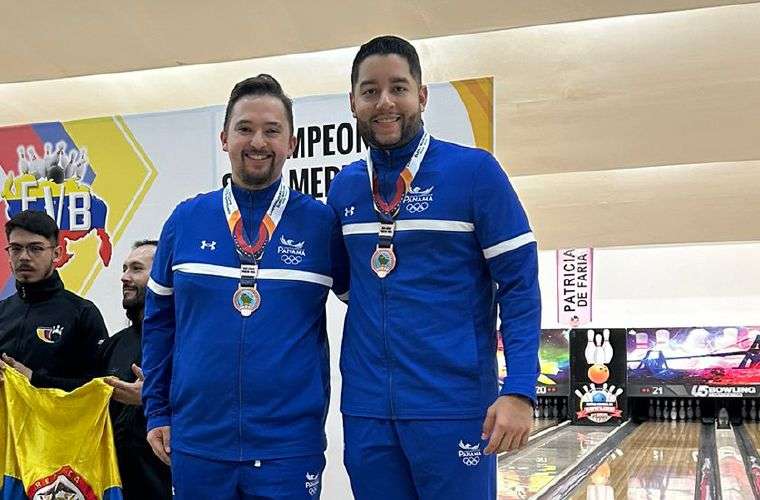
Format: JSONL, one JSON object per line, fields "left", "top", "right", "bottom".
{"left": 695, "top": 400, "right": 702, "bottom": 419}
{"left": 686, "top": 400, "right": 693, "bottom": 420}
{"left": 648, "top": 399, "right": 655, "bottom": 418}
{"left": 602, "top": 329, "right": 613, "bottom": 363}
{"left": 592, "top": 339, "right": 605, "bottom": 365}
{"left": 542, "top": 398, "right": 550, "bottom": 418}
{"left": 679, "top": 400, "right": 686, "bottom": 420}
{"left": 585, "top": 330, "right": 595, "bottom": 364}
{"left": 656, "top": 400, "right": 662, "bottom": 419}
{"left": 595, "top": 334, "right": 606, "bottom": 365}
{"left": 17, "top": 145, "right": 29, "bottom": 174}
{"left": 670, "top": 400, "right": 677, "bottom": 421}
{"left": 549, "top": 398, "right": 556, "bottom": 418}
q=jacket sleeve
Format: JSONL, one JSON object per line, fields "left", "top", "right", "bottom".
{"left": 31, "top": 302, "right": 108, "bottom": 391}
{"left": 327, "top": 176, "right": 350, "bottom": 302}
{"left": 472, "top": 153, "right": 541, "bottom": 403}
{"left": 142, "top": 208, "right": 178, "bottom": 431}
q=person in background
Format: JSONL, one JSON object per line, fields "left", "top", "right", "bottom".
{"left": 0, "top": 210, "right": 107, "bottom": 391}
{"left": 99, "top": 239, "right": 171, "bottom": 499}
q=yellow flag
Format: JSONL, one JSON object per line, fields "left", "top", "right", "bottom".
{"left": 1, "top": 368, "right": 123, "bottom": 499}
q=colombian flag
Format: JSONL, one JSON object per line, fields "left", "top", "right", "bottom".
{"left": 1, "top": 368, "right": 122, "bottom": 499}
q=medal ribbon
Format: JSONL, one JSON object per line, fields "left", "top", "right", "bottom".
{"left": 223, "top": 176, "right": 289, "bottom": 287}
{"left": 365, "top": 131, "right": 430, "bottom": 249}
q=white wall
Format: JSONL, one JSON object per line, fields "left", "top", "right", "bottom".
{"left": 539, "top": 242, "right": 760, "bottom": 329}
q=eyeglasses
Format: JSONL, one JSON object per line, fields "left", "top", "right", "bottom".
{"left": 4, "top": 244, "right": 55, "bottom": 257}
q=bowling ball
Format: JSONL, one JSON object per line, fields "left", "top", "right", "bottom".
{"left": 588, "top": 363, "right": 609, "bottom": 384}
{"left": 47, "top": 165, "right": 65, "bottom": 183}
{"left": 592, "top": 392, "right": 607, "bottom": 403}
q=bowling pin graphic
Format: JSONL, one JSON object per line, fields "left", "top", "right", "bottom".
{"left": 593, "top": 336, "right": 605, "bottom": 365}
{"left": 585, "top": 330, "right": 595, "bottom": 364}
{"left": 17, "top": 145, "right": 29, "bottom": 174}
{"left": 602, "top": 329, "right": 614, "bottom": 364}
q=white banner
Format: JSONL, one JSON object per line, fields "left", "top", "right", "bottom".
{"left": 556, "top": 248, "right": 594, "bottom": 327}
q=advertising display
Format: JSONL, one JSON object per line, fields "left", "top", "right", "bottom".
{"left": 569, "top": 328, "right": 628, "bottom": 425}
{"left": 497, "top": 329, "right": 571, "bottom": 396}
{"left": 627, "top": 326, "right": 760, "bottom": 398}
{"left": 536, "top": 329, "right": 571, "bottom": 396}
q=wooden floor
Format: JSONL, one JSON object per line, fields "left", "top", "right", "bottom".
{"left": 569, "top": 422, "right": 701, "bottom": 499}
{"left": 744, "top": 421, "right": 760, "bottom": 453}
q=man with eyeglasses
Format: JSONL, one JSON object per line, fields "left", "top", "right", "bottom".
{"left": 0, "top": 210, "right": 108, "bottom": 391}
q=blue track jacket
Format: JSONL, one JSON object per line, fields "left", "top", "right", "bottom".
{"left": 327, "top": 129, "right": 540, "bottom": 419}
{"left": 142, "top": 180, "right": 347, "bottom": 461}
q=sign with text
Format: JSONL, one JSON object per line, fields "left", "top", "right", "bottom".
{"left": 556, "top": 248, "right": 594, "bottom": 327}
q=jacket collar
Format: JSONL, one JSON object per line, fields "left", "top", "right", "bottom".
{"left": 16, "top": 270, "right": 64, "bottom": 303}
{"left": 369, "top": 127, "right": 426, "bottom": 171}
{"left": 231, "top": 177, "right": 282, "bottom": 210}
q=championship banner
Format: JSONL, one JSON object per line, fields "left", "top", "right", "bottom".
{"left": 556, "top": 248, "right": 594, "bottom": 327}
{"left": 1, "top": 368, "right": 122, "bottom": 499}
{"left": 256, "top": 77, "right": 494, "bottom": 202}
{"left": 0, "top": 78, "right": 493, "bottom": 332}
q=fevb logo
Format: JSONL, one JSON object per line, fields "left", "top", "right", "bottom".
{"left": 2, "top": 142, "right": 112, "bottom": 267}
{"left": 0, "top": 118, "right": 157, "bottom": 300}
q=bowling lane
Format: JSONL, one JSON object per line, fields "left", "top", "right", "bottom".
{"left": 531, "top": 418, "right": 559, "bottom": 434}
{"left": 744, "top": 421, "right": 760, "bottom": 452}
{"left": 498, "top": 425, "right": 616, "bottom": 499}
{"left": 715, "top": 427, "right": 755, "bottom": 499}
{"left": 567, "top": 421, "right": 700, "bottom": 500}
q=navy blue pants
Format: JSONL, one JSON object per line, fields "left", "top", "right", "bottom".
{"left": 343, "top": 415, "right": 496, "bottom": 500}
{"left": 171, "top": 450, "right": 326, "bottom": 500}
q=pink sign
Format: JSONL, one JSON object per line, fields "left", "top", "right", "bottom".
{"left": 557, "top": 248, "right": 593, "bottom": 327}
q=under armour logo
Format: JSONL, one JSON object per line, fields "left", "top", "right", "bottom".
{"left": 344, "top": 206, "right": 355, "bottom": 217}
{"left": 200, "top": 240, "right": 217, "bottom": 250}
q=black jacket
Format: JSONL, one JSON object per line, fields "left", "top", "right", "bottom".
{"left": 0, "top": 271, "right": 107, "bottom": 391}
{"left": 98, "top": 323, "right": 172, "bottom": 500}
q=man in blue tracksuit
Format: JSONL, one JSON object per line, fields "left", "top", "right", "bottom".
{"left": 327, "top": 36, "right": 541, "bottom": 499}
{"left": 142, "top": 74, "right": 347, "bottom": 499}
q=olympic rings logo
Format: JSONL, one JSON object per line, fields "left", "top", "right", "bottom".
{"left": 462, "top": 456, "right": 480, "bottom": 466}
{"left": 281, "top": 255, "right": 303, "bottom": 265}
{"left": 405, "top": 202, "right": 429, "bottom": 213}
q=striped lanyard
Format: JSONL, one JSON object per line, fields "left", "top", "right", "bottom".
{"left": 222, "top": 177, "right": 289, "bottom": 288}
{"left": 365, "top": 131, "right": 430, "bottom": 278}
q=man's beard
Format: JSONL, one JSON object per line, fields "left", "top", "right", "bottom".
{"left": 237, "top": 152, "right": 278, "bottom": 188}
{"left": 356, "top": 113, "right": 423, "bottom": 150}
{"left": 123, "top": 286, "right": 146, "bottom": 323}
{"left": 14, "top": 260, "right": 55, "bottom": 283}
